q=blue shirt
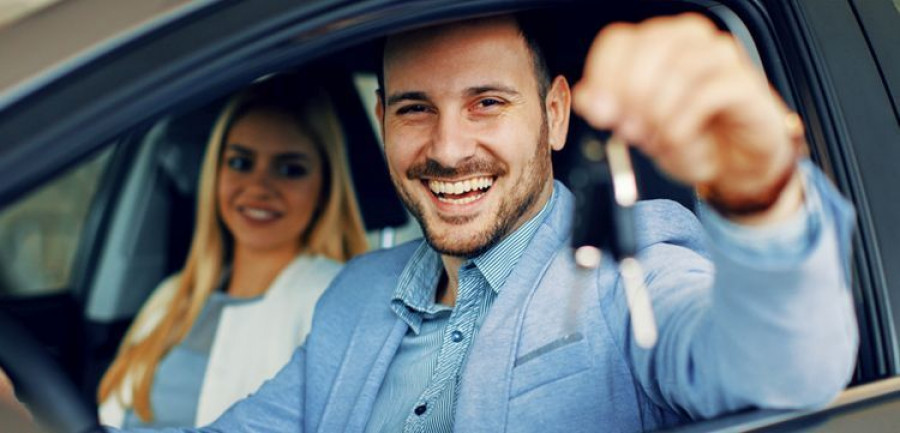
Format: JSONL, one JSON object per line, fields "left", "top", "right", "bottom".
{"left": 365, "top": 195, "right": 553, "bottom": 433}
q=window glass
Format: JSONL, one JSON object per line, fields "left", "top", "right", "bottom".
{"left": 0, "top": 147, "right": 113, "bottom": 297}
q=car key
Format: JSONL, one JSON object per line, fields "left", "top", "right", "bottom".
{"left": 569, "top": 122, "right": 658, "bottom": 348}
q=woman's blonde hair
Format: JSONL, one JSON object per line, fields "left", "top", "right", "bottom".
{"left": 97, "top": 75, "right": 368, "bottom": 421}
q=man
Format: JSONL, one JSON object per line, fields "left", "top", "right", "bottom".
{"left": 5, "top": 12, "right": 857, "bottom": 433}
{"left": 208, "top": 13, "right": 855, "bottom": 432}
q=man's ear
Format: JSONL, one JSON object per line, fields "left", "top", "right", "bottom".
{"left": 375, "top": 89, "right": 385, "bottom": 136}
{"left": 546, "top": 75, "right": 571, "bottom": 152}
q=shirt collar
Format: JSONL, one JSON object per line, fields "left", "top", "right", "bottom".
{"left": 472, "top": 190, "right": 553, "bottom": 293}
{"left": 391, "top": 187, "right": 556, "bottom": 333}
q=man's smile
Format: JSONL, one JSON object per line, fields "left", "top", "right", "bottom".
{"left": 425, "top": 176, "right": 494, "bottom": 205}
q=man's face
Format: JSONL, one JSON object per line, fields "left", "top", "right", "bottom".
{"left": 380, "top": 17, "right": 566, "bottom": 258}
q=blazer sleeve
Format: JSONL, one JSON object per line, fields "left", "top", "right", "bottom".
{"left": 204, "top": 345, "right": 306, "bottom": 432}
{"left": 623, "top": 163, "right": 858, "bottom": 420}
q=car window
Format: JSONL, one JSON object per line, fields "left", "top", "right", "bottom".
{"left": 0, "top": 147, "right": 113, "bottom": 297}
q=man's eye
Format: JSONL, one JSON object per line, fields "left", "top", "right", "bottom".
{"left": 277, "top": 163, "right": 308, "bottom": 178}
{"left": 226, "top": 156, "right": 252, "bottom": 172}
{"left": 478, "top": 98, "right": 504, "bottom": 108}
{"left": 396, "top": 104, "right": 430, "bottom": 115}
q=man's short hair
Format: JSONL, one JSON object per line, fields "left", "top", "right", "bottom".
{"left": 377, "top": 12, "right": 553, "bottom": 104}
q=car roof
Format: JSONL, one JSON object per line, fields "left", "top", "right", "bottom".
{"left": 0, "top": 0, "right": 215, "bottom": 111}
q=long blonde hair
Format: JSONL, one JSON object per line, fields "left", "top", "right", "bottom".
{"left": 98, "top": 76, "right": 368, "bottom": 421}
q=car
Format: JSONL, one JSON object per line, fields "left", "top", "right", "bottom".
{"left": 0, "top": 0, "right": 897, "bottom": 432}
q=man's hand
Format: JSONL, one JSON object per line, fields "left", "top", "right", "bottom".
{"left": 572, "top": 14, "right": 803, "bottom": 225}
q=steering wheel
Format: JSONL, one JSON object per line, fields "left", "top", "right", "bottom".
{"left": 0, "top": 310, "right": 103, "bottom": 433}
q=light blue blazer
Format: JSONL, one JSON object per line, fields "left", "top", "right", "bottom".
{"left": 124, "top": 169, "right": 857, "bottom": 433}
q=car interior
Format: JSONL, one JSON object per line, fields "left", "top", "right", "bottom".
{"left": 0, "top": 0, "right": 887, "bottom": 431}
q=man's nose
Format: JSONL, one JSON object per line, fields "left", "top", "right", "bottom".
{"left": 426, "top": 112, "right": 476, "bottom": 168}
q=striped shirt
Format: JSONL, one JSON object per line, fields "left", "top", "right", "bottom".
{"left": 364, "top": 191, "right": 554, "bottom": 433}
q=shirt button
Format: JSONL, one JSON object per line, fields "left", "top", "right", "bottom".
{"left": 414, "top": 404, "right": 427, "bottom": 415}
{"left": 451, "top": 330, "right": 464, "bottom": 342}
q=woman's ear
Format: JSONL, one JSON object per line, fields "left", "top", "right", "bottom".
{"left": 546, "top": 75, "right": 571, "bottom": 152}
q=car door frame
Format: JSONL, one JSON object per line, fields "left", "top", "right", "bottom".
{"left": 1, "top": 0, "right": 898, "bottom": 429}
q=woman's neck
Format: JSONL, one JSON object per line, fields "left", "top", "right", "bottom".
{"left": 226, "top": 245, "right": 300, "bottom": 298}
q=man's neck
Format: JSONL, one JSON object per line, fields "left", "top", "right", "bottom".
{"left": 437, "top": 255, "right": 464, "bottom": 306}
{"left": 435, "top": 181, "right": 555, "bottom": 307}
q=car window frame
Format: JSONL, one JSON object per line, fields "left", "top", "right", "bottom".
{"left": 1, "top": 0, "right": 894, "bottom": 430}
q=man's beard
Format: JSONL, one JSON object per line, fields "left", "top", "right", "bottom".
{"left": 392, "top": 119, "right": 551, "bottom": 259}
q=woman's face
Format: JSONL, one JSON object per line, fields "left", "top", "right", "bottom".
{"left": 217, "top": 107, "right": 324, "bottom": 256}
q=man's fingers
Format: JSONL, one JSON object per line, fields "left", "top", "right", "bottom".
{"left": 573, "top": 13, "right": 785, "bottom": 186}
{"left": 574, "top": 22, "right": 635, "bottom": 127}
{"left": 620, "top": 16, "right": 720, "bottom": 130}
{"left": 644, "top": 35, "right": 744, "bottom": 129}
{"left": 656, "top": 67, "right": 747, "bottom": 153}
{"left": 574, "top": 14, "right": 736, "bottom": 142}
{"left": 654, "top": 133, "right": 720, "bottom": 184}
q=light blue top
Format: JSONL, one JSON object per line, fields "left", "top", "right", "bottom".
{"left": 121, "top": 291, "right": 260, "bottom": 429}
{"left": 109, "top": 160, "right": 858, "bottom": 433}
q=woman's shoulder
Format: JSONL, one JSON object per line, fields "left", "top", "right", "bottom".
{"left": 127, "top": 273, "right": 183, "bottom": 342}
{"left": 283, "top": 254, "right": 343, "bottom": 279}
{"left": 263, "top": 254, "right": 344, "bottom": 301}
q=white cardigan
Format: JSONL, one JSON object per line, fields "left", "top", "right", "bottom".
{"left": 99, "top": 255, "right": 341, "bottom": 427}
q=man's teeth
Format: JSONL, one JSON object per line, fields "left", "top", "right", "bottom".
{"left": 428, "top": 177, "right": 493, "bottom": 195}
{"left": 438, "top": 194, "right": 482, "bottom": 204}
{"left": 242, "top": 207, "right": 278, "bottom": 220}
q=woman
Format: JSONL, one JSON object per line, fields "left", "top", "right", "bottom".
{"left": 97, "top": 76, "right": 368, "bottom": 428}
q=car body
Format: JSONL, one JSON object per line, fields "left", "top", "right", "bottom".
{"left": 0, "top": 0, "right": 898, "bottom": 431}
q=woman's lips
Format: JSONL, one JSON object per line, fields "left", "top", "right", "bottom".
{"left": 238, "top": 205, "right": 282, "bottom": 222}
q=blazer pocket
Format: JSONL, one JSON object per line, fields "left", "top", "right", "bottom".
{"left": 510, "top": 332, "right": 592, "bottom": 399}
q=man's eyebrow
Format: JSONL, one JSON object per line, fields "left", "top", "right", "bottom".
{"left": 386, "top": 91, "right": 429, "bottom": 107}
{"left": 386, "top": 85, "right": 521, "bottom": 106}
{"left": 466, "top": 84, "right": 521, "bottom": 98}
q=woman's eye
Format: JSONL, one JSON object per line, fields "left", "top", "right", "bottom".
{"left": 226, "top": 156, "right": 252, "bottom": 172}
{"left": 277, "top": 163, "right": 308, "bottom": 178}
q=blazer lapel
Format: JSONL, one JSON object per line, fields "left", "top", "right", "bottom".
{"left": 454, "top": 183, "right": 574, "bottom": 432}
{"left": 317, "top": 290, "right": 409, "bottom": 432}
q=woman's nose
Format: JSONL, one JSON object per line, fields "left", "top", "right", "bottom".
{"left": 243, "top": 167, "right": 276, "bottom": 198}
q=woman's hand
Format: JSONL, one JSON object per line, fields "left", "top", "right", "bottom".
{"left": 573, "top": 13, "right": 804, "bottom": 225}
{"left": 0, "top": 366, "right": 33, "bottom": 422}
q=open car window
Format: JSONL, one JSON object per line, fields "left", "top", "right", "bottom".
{"left": 0, "top": 0, "right": 897, "bottom": 431}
